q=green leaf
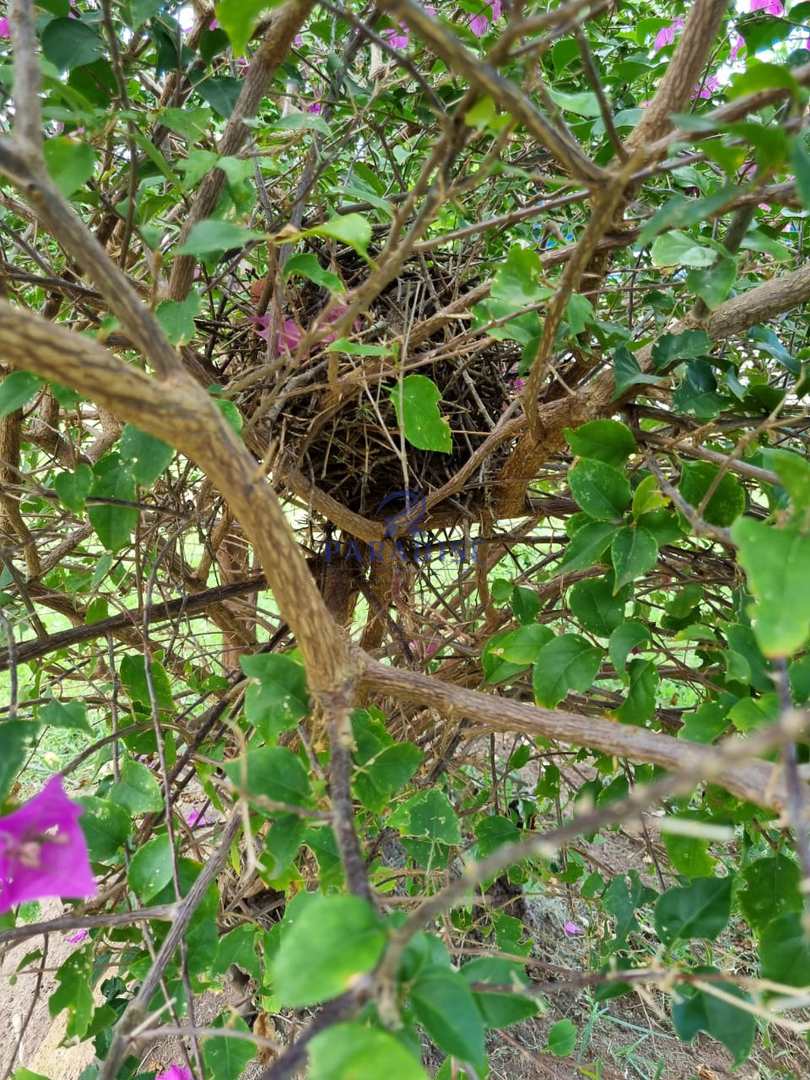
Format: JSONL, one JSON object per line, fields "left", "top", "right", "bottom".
{"left": 389, "top": 374, "right": 452, "bottom": 453}
{"left": 613, "top": 345, "right": 665, "bottom": 398}
{"left": 759, "top": 912, "right": 810, "bottom": 987}
{"left": 128, "top": 833, "right": 173, "bottom": 902}
{"left": 672, "top": 975, "right": 755, "bottom": 1066}
{"left": 767, "top": 448, "right": 810, "bottom": 513}
{"left": 411, "top": 968, "right": 486, "bottom": 1066}
{"left": 546, "top": 1018, "right": 578, "bottom": 1056}
{"left": 608, "top": 620, "right": 649, "bottom": 674}
{"left": 41, "top": 18, "right": 104, "bottom": 70}
{"left": 564, "top": 420, "right": 636, "bottom": 467}
{"left": 119, "top": 424, "right": 174, "bottom": 487}
{"left": 511, "top": 585, "right": 539, "bottom": 625}
{"left": 306, "top": 213, "right": 372, "bottom": 256}
{"left": 176, "top": 218, "right": 263, "bottom": 256}
{"left": 654, "top": 876, "right": 733, "bottom": 944}
{"left": 213, "top": 925, "right": 260, "bottom": 980}
{"left": 224, "top": 746, "right": 311, "bottom": 808}
{"left": 0, "top": 371, "right": 42, "bottom": 417}
{"left": 481, "top": 629, "right": 529, "bottom": 685}
{"left": 155, "top": 289, "right": 200, "bottom": 346}
{"left": 672, "top": 360, "right": 728, "bottom": 420}
{"left": 54, "top": 464, "right": 93, "bottom": 513}
{"left": 568, "top": 576, "right": 626, "bottom": 637}
{"left": 651, "top": 231, "right": 717, "bottom": 268}
{"left": 611, "top": 526, "right": 658, "bottom": 592}
{"left": 731, "top": 519, "right": 810, "bottom": 657}
{"left": 88, "top": 454, "right": 138, "bottom": 552}
{"left": 120, "top": 654, "right": 174, "bottom": 711}
{"left": 465, "top": 95, "right": 497, "bottom": 130}
{"left": 686, "top": 252, "right": 737, "bottom": 310}
{"left": 678, "top": 702, "right": 729, "bottom": 745}
{"left": 160, "top": 105, "right": 213, "bottom": 141}
{"left": 43, "top": 137, "right": 96, "bottom": 198}
{"left": 202, "top": 1013, "right": 257, "bottom": 1080}
{"left": 651, "top": 329, "right": 712, "bottom": 370}
{"left": 739, "top": 855, "right": 802, "bottom": 932}
{"left": 262, "top": 813, "right": 306, "bottom": 878}
{"left": 662, "top": 828, "right": 716, "bottom": 879}
{"left": 558, "top": 521, "right": 617, "bottom": 573}
{"left": 679, "top": 461, "right": 745, "bottom": 527}
{"left": 569, "top": 459, "right": 631, "bottom": 521}
{"left": 239, "top": 653, "right": 310, "bottom": 741}
{"left": 0, "top": 722, "right": 39, "bottom": 801}
{"left": 460, "top": 957, "right": 538, "bottom": 1028}
{"left": 283, "top": 252, "right": 345, "bottom": 292}
{"left": 327, "top": 339, "right": 392, "bottom": 357}
{"left": 632, "top": 474, "right": 668, "bottom": 519}
{"left": 638, "top": 187, "right": 740, "bottom": 246}
{"left": 533, "top": 634, "right": 603, "bottom": 708}
{"left": 215, "top": 0, "right": 280, "bottom": 55}
{"left": 490, "top": 246, "right": 552, "bottom": 307}
{"left": 792, "top": 136, "right": 810, "bottom": 211}
{"left": 389, "top": 789, "right": 461, "bottom": 844}
{"left": 76, "top": 796, "right": 131, "bottom": 863}
{"left": 48, "top": 949, "right": 93, "bottom": 1038}
{"left": 355, "top": 743, "right": 424, "bottom": 813}
{"left": 273, "top": 895, "right": 386, "bottom": 1007}
{"left": 615, "top": 658, "right": 657, "bottom": 725}
{"left": 548, "top": 88, "right": 601, "bottom": 116}
{"left": 489, "top": 624, "right": 553, "bottom": 665}
{"left": 40, "top": 698, "right": 92, "bottom": 734}
{"left": 194, "top": 75, "right": 242, "bottom": 118}
{"left": 110, "top": 757, "right": 163, "bottom": 814}
{"left": 309, "top": 1024, "right": 427, "bottom": 1080}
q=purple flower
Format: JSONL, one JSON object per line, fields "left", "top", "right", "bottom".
{"left": 691, "top": 74, "right": 721, "bottom": 99}
{"left": 0, "top": 17, "right": 10, "bottom": 38}
{"left": 185, "top": 806, "right": 211, "bottom": 829}
{"left": 382, "top": 24, "right": 409, "bottom": 50}
{"left": 470, "top": 13, "right": 489, "bottom": 37}
{"left": 209, "top": 18, "right": 219, "bottom": 31}
{"left": 490, "top": 0, "right": 503, "bottom": 19}
{"left": 653, "top": 17, "right": 685, "bottom": 53}
{"left": 424, "top": 3, "right": 437, "bottom": 14}
{"left": 156, "top": 1068, "right": 192, "bottom": 1080}
{"left": 563, "top": 920, "right": 584, "bottom": 937}
{"left": 730, "top": 34, "right": 745, "bottom": 62}
{"left": 750, "top": 0, "right": 784, "bottom": 13}
{"left": 307, "top": 102, "right": 323, "bottom": 114}
{"left": 66, "top": 928, "right": 89, "bottom": 944}
{"left": 512, "top": 377, "right": 527, "bottom": 393}
{"left": 0, "top": 776, "right": 97, "bottom": 915}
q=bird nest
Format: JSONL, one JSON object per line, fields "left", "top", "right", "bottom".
{"left": 222, "top": 246, "right": 522, "bottom": 529}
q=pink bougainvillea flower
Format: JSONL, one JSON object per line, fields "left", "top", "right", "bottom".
{"left": 209, "top": 18, "right": 219, "bottom": 30}
{"left": 185, "top": 806, "right": 213, "bottom": 829}
{"left": 490, "top": 0, "right": 503, "bottom": 19}
{"left": 382, "top": 24, "right": 409, "bottom": 49}
{"left": 470, "top": 13, "right": 489, "bottom": 37}
{"left": 512, "top": 377, "right": 527, "bottom": 393}
{"left": 156, "top": 1067, "right": 192, "bottom": 1080}
{"left": 730, "top": 34, "right": 745, "bottom": 62}
{"left": 66, "top": 928, "right": 89, "bottom": 944}
{"left": 294, "top": 32, "right": 304, "bottom": 46}
{"left": 424, "top": 3, "right": 437, "bottom": 14}
{"left": 0, "top": 17, "right": 10, "bottom": 38}
{"left": 750, "top": 0, "right": 784, "bottom": 14}
{"left": 0, "top": 776, "right": 97, "bottom": 915}
{"left": 307, "top": 101, "right": 323, "bottom": 114}
{"left": 653, "top": 16, "right": 684, "bottom": 52}
{"left": 691, "top": 74, "right": 720, "bottom": 99}
{"left": 280, "top": 317, "right": 303, "bottom": 352}
{"left": 563, "top": 920, "right": 584, "bottom": 937}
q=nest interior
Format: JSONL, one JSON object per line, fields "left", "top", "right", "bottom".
{"left": 218, "top": 245, "right": 523, "bottom": 529}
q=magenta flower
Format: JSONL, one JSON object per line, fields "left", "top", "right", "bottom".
{"left": 691, "top": 74, "right": 721, "bottom": 99}
{"left": 294, "top": 33, "right": 304, "bottom": 46}
{"left": 382, "top": 24, "right": 409, "bottom": 50}
{"left": 307, "top": 102, "right": 323, "bottom": 115}
{"left": 209, "top": 18, "right": 219, "bottom": 30}
{"left": 512, "top": 377, "right": 527, "bottom": 393}
{"left": 185, "top": 806, "right": 212, "bottom": 829}
{"left": 490, "top": 0, "right": 503, "bottom": 19}
{"left": 750, "top": 0, "right": 784, "bottom": 13}
{"left": 653, "top": 17, "right": 685, "bottom": 53}
{"left": 0, "top": 776, "right": 96, "bottom": 915}
{"left": 730, "top": 34, "right": 745, "bottom": 62}
{"left": 0, "top": 17, "right": 10, "bottom": 38}
{"left": 66, "top": 928, "right": 89, "bottom": 944}
{"left": 563, "top": 920, "right": 584, "bottom": 937}
{"left": 424, "top": 3, "right": 437, "bottom": 14}
{"left": 470, "top": 13, "right": 490, "bottom": 37}
{"left": 156, "top": 1067, "right": 192, "bottom": 1080}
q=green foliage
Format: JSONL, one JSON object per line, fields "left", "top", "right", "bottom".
{"left": 389, "top": 374, "right": 452, "bottom": 453}
{"left": 308, "top": 1024, "right": 427, "bottom": 1080}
